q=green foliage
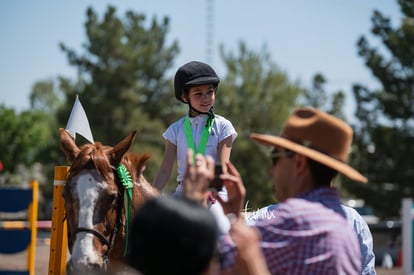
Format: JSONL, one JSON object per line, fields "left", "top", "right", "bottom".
{"left": 218, "top": 42, "right": 303, "bottom": 208}
{"left": 0, "top": 79, "right": 65, "bottom": 217}
{"left": 300, "top": 73, "right": 347, "bottom": 121}
{"left": 219, "top": 42, "right": 301, "bottom": 134}
{"left": 347, "top": 125, "right": 414, "bottom": 218}
{"left": 56, "top": 6, "right": 181, "bottom": 180}
{"left": 0, "top": 105, "right": 50, "bottom": 174}
{"left": 298, "top": 73, "right": 349, "bottom": 196}
{"left": 30, "top": 79, "right": 63, "bottom": 113}
{"left": 1, "top": 5, "right": 309, "bottom": 215}
{"left": 57, "top": 6, "right": 180, "bottom": 145}
{"left": 345, "top": 0, "right": 414, "bottom": 218}
{"left": 301, "top": 73, "right": 327, "bottom": 110}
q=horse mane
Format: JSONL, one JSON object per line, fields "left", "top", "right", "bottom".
{"left": 61, "top": 128, "right": 158, "bottom": 272}
{"left": 67, "top": 142, "right": 151, "bottom": 183}
{"left": 122, "top": 152, "right": 152, "bottom": 181}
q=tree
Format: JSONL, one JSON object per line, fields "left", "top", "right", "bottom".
{"left": 300, "top": 73, "right": 347, "bottom": 120}
{"left": 1, "top": 6, "right": 310, "bottom": 216}
{"left": 15, "top": 6, "right": 315, "bottom": 211}
{"left": 302, "top": 73, "right": 328, "bottom": 110}
{"left": 345, "top": 0, "right": 414, "bottom": 218}
{"left": 28, "top": 79, "right": 64, "bottom": 169}
{"left": 30, "top": 79, "right": 63, "bottom": 113}
{"left": 218, "top": 42, "right": 304, "bottom": 208}
{"left": 57, "top": 6, "right": 179, "bottom": 143}
{"left": 0, "top": 105, "right": 50, "bottom": 184}
{"left": 29, "top": 79, "right": 68, "bottom": 207}
{"left": 56, "top": 6, "right": 181, "bottom": 180}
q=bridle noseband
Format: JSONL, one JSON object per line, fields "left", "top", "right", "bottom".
{"left": 74, "top": 226, "right": 117, "bottom": 250}
{"left": 68, "top": 165, "right": 127, "bottom": 267}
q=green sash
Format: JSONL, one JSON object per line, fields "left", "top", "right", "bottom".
{"left": 184, "top": 115, "right": 215, "bottom": 161}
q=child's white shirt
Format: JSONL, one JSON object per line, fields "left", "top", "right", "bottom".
{"left": 163, "top": 114, "right": 237, "bottom": 182}
{"left": 163, "top": 113, "right": 237, "bottom": 234}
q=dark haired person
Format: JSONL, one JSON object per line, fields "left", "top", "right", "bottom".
{"left": 247, "top": 202, "right": 376, "bottom": 274}
{"left": 153, "top": 61, "right": 237, "bottom": 233}
{"left": 128, "top": 196, "right": 220, "bottom": 275}
{"left": 184, "top": 107, "right": 366, "bottom": 274}
{"left": 182, "top": 150, "right": 271, "bottom": 275}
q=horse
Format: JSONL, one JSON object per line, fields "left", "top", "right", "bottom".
{"left": 59, "top": 128, "right": 159, "bottom": 273}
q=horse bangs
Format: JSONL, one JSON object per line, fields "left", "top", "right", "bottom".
{"left": 68, "top": 142, "right": 113, "bottom": 182}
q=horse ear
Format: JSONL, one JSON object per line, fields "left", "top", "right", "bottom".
{"left": 59, "top": 128, "right": 80, "bottom": 163}
{"left": 111, "top": 130, "right": 137, "bottom": 163}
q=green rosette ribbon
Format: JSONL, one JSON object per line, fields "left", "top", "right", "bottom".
{"left": 116, "top": 164, "right": 133, "bottom": 256}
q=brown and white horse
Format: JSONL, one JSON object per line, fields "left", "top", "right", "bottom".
{"left": 59, "top": 128, "right": 158, "bottom": 273}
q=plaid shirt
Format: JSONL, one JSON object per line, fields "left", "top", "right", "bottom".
{"left": 219, "top": 188, "right": 362, "bottom": 274}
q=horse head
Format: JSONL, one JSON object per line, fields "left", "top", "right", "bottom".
{"left": 59, "top": 128, "right": 158, "bottom": 273}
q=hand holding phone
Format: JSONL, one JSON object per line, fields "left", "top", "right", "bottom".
{"left": 209, "top": 163, "right": 223, "bottom": 191}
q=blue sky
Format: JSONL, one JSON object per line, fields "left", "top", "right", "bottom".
{"left": 0, "top": 1, "right": 402, "bottom": 119}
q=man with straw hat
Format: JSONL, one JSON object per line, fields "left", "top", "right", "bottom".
{"left": 182, "top": 107, "right": 366, "bottom": 274}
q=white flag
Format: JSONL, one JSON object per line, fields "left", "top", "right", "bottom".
{"left": 65, "top": 95, "right": 94, "bottom": 143}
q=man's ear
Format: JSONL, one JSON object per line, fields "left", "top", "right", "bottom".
{"left": 295, "top": 154, "right": 308, "bottom": 175}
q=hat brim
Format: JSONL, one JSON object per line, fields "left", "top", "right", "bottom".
{"left": 250, "top": 133, "right": 367, "bottom": 183}
{"left": 185, "top": 76, "right": 219, "bottom": 87}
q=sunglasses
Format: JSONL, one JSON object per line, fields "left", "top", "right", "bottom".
{"left": 271, "top": 150, "right": 295, "bottom": 166}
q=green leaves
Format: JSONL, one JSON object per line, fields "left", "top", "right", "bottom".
{"left": 347, "top": 0, "right": 414, "bottom": 218}
{"left": 0, "top": 105, "right": 50, "bottom": 173}
{"left": 58, "top": 5, "right": 179, "bottom": 147}
{"left": 218, "top": 41, "right": 304, "bottom": 207}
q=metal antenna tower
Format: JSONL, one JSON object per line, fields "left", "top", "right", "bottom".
{"left": 206, "top": 0, "right": 214, "bottom": 64}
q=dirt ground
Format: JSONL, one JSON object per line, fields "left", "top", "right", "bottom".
{"left": 0, "top": 238, "right": 404, "bottom": 274}
{"left": 0, "top": 239, "right": 51, "bottom": 274}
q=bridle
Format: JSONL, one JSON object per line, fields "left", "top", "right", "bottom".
{"left": 67, "top": 165, "right": 127, "bottom": 268}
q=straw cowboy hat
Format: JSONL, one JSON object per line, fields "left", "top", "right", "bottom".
{"left": 250, "top": 107, "right": 367, "bottom": 183}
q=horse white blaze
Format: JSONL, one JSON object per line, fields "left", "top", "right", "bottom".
{"left": 70, "top": 171, "right": 108, "bottom": 270}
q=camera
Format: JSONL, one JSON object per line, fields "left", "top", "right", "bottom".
{"left": 209, "top": 163, "right": 223, "bottom": 191}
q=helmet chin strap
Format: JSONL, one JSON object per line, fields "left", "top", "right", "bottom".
{"left": 187, "top": 97, "right": 214, "bottom": 117}
{"left": 189, "top": 104, "right": 213, "bottom": 116}
{"left": 188, "top": 101, "right": 215, "bottom": 127}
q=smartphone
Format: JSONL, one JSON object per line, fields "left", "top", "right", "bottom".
{"left": 209, "top": 163, "right": 223, "bottom": 191}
